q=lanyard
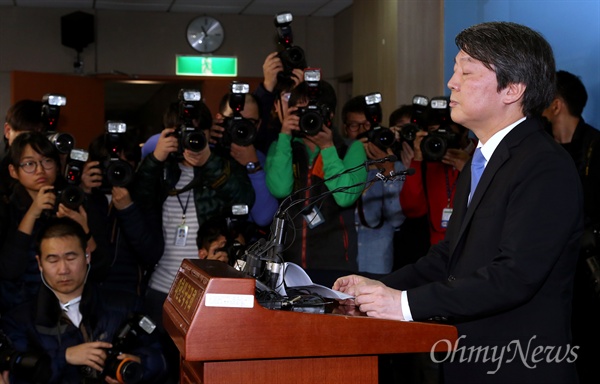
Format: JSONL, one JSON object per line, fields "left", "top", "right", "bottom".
{"left": 176, "top": 190, "right": 192, "bottom": 224}
{"left": 444, "top": 166, "right": 457, "bottom": 208}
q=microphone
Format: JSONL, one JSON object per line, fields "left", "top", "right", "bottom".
{"left": 365, "top": 154, "right": 398, "bottom": 165}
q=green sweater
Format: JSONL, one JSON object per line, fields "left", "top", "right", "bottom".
{"left": 265, "top": 133, "right": 367, "bottom": 207}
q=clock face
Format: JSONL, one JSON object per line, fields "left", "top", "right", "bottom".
{"left": 186, "top": 16, "right": 225, "bottom": 53}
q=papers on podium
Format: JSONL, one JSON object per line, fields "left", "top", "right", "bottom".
{"left": 276, "top": 262, "right": 353, "bottom": 300}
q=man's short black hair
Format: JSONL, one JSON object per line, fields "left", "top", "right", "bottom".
{"left": 289, "top": 80, "right": 337, "bottom": 114}
{"left": 35, "top": 217, "right": 88, "bottom": 256}
{"left": 555, "top": 70, "right": 588, "bottom": 117}
{"left": 455, "top": 21, "right": 556, "bottom": 117}
{"left": 341, "top": 95, "right": 366, "bottom": 124}
{"left": 5, "top": 99, "right": 45, "bottom": 133}
{"left": 389, "top": 105, "right": 413, "bottom": 127}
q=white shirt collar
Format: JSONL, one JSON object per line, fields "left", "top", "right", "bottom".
{"left": 478, "top": 117, "right": 526, "bottom": 163}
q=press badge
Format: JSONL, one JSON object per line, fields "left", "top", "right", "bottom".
{"left": 303, "top": 206, "right": 325, "bottom": 229}
{"left": 175, "top": 224, "right": 189, "bottom": 246}
{"left": 441, "top": 208, "right": 453, "bottom": 228}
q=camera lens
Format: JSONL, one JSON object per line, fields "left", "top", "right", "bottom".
{"left": 372, "top": 128, "right": 396, "bottom": 148}
{"left": 231, "top": 119, "right": 257, "bottom": 146}
{"left": 183, "top": 131, "right": 207, "bottom": 152}
{"left": 421, "top": 135, "right": 447, "bottom": 162}
{"left": 299, "top": 111, "right": 323, "bottom": 136}
{"left": 400, "top": 124, "right": 419, "bottom": 142}
{"left": 105, "top": 356, "right": 143, "bottom": 384}
{"left": 47, "top": 132, "right": 75, "bottom": 154}
{"left": 285, "top": 46, "right": 306, "bottom": 68}
{"left": 106, "top": 160, "right": 133, "bottom": 187}
{"left": 59, "top": 186, "right": 85, "bottom": 210}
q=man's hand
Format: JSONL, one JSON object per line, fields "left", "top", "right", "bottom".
{"left": 306, "top": 126, "right": 334, "bottom": 150}
{"left": 262, "top": 52, "right": 284, "bottom": 92}
{"left": 111, "top": 186, "right": 133, "bottom": 211}
{"left": 153, "top": 128, "right": 179, "bottom": 162}
{"left": 66, "top": 341, "right": 112, "bottom": 372}
{"left": 183, "top": 145, "right": 211, "bottom": 168}
{"left": 208, "top": 114, "right": 225, "bottom": 145}
{"left": 80, "top": 161, "right": 103, "bottom": 194}
{"left": 27, "top": 185, "right": 55, "bottom": 219}
{"left": 411, "top": 131, "right": 428, "bottom": 162}
{"left": 364, "top": 142, "right": 394, "bottom": 173}
{"left": 442, "top": 148, "right": 471, "bottom": 172}
{"left": 229, "top": 143, "right": 258, "bottom": 167}
{"left": 280, "top": 106, "right": 300, "bottom": 136}
{"left": 400, "top": 141, "right": 415, "bottom": 169}
{"left": 333, "top": 275, "right": 405, "bottom": 321}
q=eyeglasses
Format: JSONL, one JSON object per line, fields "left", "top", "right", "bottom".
{"left": 18, "top": 158, "right": 56, "bottom": 174}
{"left": 345, "top": 121, "right": 371, "bottom": 132}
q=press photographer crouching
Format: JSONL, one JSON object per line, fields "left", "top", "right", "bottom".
{"left": 0, "top": 132, "right": 109, "bottom": 312}
{"left": 399, "top": 95, "right": 476, "bottom": 245}
{"left": 0, "top": 217, "right": 166, "bottom": 384}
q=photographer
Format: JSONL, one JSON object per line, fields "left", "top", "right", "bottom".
{"left": 0, "top": 132, "right": 109, "bottom": 313}
{"left": 399, "top": 102, "right": 475, "bottom": 245}
{"left": 542, "top": 70, "right": 600, "bottom": 382}
{"left": 264, "top": 74, "right": 367, "bottom": 287}
{"left": 208, "top": 88, "right": 279, "bottom": 230}
{"left": 131, "top": 99, "right": 254, "bottom": 382}
{"left": 196, "top": 214, "right": 247, "bottom": 265}
{"left": 80, "top": 130, "right": 164, "bottom": 313}
{"left": 341, "top": 95, "right": 406, "bottom": 277}
{"left": 0, "top": 217, "right": 166, "bottom": 384}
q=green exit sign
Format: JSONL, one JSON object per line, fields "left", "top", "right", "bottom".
{"left": 176, "top": 56, "right": 237, "bottom": 76}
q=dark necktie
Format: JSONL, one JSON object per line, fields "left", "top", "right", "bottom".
{"left": 469, "top": 147, "right": 486, "bottom": 205}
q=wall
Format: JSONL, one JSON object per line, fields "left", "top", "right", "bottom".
{"left": 444, "top": 0, "right": 600, "bottom": 129}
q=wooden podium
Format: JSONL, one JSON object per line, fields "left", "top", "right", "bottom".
{"left": 164, "top": 259, "right": 457, "bottom": 384}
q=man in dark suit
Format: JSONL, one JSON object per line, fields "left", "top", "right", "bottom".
{"left": 333, "top": 22, "right": 583, "bottom": 384}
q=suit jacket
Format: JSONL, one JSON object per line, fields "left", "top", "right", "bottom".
{"left": 382, "top": 117, "right": 583, "bottom": 384}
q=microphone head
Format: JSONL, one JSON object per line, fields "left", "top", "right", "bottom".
{"left": 406, "top": 168, "right": 416, "bottom": 175}
{"left": 386, "top": 154, "right": 398, "bottom": 162}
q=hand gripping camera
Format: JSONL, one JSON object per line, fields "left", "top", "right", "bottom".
{"left": 219, "top": 82, "right": 257, "bottom": 148}
{"left": 294, "top": 69, "right": 332, "bottom": 136}
{"left": 101, "top": 315, "right": 157, "bottom": 384}
{"left": 274, "top": 12, "right": 307, "bottom": 86}
{"left": 41, "top": 93, "right": 75, "bottom": 154}
{"left": 356, "top": 92, "right": 396, "bottom": 150}
{"left": 420, "top": 96, "right": 460, "bottom": 162}
{"left": 169, "top": 89, "right": 207, "bottom": 157}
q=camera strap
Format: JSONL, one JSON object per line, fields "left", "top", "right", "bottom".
{"left": 357, "top": 191, "right": 384, "bottom": 229}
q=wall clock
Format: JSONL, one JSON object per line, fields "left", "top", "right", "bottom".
{"left": 186, "top": 16, "right": 225, "bottom": 53}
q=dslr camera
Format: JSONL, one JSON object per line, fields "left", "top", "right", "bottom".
{"left": 41, "top": 93, "right": 75, "bottom": 154}
{"left": 169, "top": 89, "right": 207, "bottom": 157}
{"left": 356, "top": 92, "right": 396, "bottom": 150}
{"left": 100, "top": 314, "right": 157, "bottom": 384}
{"left": 420, "top": 96, "right": 460, "bottom": 162}
{"left": 218, "top": 82, "right": 257, "bottom": 148}
{"left": 274, "top": 12, "right": 307, "bottom": 86}
{"left": 56, "top": 148, "right": 88, "bottom": 211}
{"left": 90, "top": 121, "right": 135, "bottom": 194}
{"left": 0, "top": 329, "right": 51, "bottom": 384}
{"left": 398, "top": 94, "right": 429, "bottom": 144}
{"left": 294, "top": 69, "right": 332, "bottom": 136}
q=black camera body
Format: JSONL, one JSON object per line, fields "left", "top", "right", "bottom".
{"left": 56, "top": 148, "right": 88, "bottom": 211}
{"left": 90, "top": 121, "right": 135, "bottom": 194}
{"left": 0, "top": 330, "right": 51, "bottom": 384}
{"left": 101, "top": 315, "right": 156, "bottom": 384}
{"left": 420, "top": 127, "right": 460, "bottom": 162}
{"left": 169, "top": 89, "right": 207, "bottom": 158}
{"left": 420, "top": 96, "right": 459, "bottom": 162}
{"left": 218, "top": 82, "right": 257, "bottom": 148}
{"left": 274, "top": 12, "right": 307, "bottom": 85}
{"left": 356, "top": 92, "right": 396, "bottom": 151}
{"left": 294, "top": 69, "right": 331, "bottom": 137}
{"left": 41, "top": 94, "right": 75, "bottom": 154}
